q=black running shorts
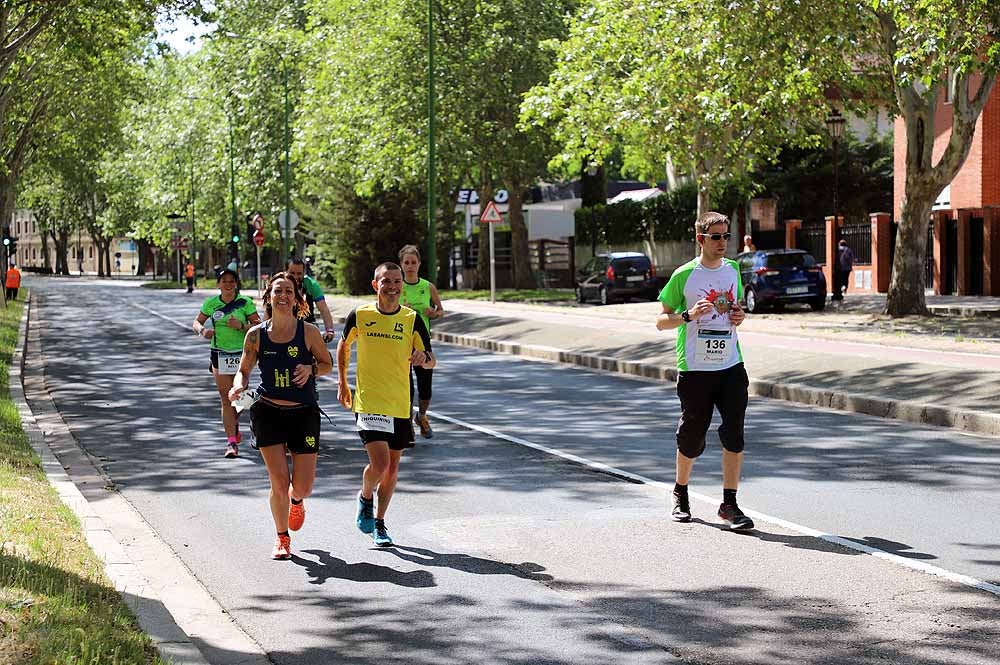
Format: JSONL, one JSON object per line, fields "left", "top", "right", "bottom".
{"left": 249, "top": 399, "right": 320, "bottom": 455}
{"left": 355, "top": 413, "right": 415, "bottom": 451}
{"left": 675, "top": 363, "right": 749, "bottom": 458}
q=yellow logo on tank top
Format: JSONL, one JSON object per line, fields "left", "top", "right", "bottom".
{"left": 287, "top": 345, "right": 299, "bottom": 358}
{"left": 305, "top": 435, "right": 316, "bottom": 448}
{"left": 274, "top": 369, "right": 291, "bottom": 388}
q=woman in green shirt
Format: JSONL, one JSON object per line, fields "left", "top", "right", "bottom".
{"left": 398, "top": 245, "right": 444, "bottom": 438}
{"left": 192, "top": 269, "right": 261, "bottom": 458}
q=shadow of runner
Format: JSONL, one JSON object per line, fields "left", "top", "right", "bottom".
{"left": 296, "top": 549, "right": 436, "bottom": 587}
{"left": 377, "top": 544, "right": 555, "bottom": 582}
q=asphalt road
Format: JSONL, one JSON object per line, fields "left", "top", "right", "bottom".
{"left": 23, "top": 278, "right": 1000, "bottom": 665}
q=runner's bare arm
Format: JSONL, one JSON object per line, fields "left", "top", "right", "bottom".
{"left": 336, "top": 337, "right": 353, "bottom": 408}
{"left": 297, "top": 325, "right": 333, "bottom": 384}
{"left": 427, "top": 283, "right": 444, "bottom": 319}
{"left": 229, "top": 327, "right": 259, "bottom": 399}
{"left": 193, "top": 312, "right": 214, "bottom": 339}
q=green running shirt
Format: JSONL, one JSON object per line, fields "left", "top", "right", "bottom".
{"left": 199, "top": 295, "right": 258, "bottom": 352}
{"left": 658, "top": 258, "right": 744, "bottom": 372}
{"left": 401, "top": 277, "right": 433, "bottom": 331}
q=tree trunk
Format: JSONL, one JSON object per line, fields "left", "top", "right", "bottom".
{"left": 885, "top": 192, "right": 931, "bottom": 316}
{"left": 136, "top": 238, "right": 149, "bottom": 276}
{"left": 507, "top": 186, "right": 534, "bottom": 289}
{"left": 40, "top": 230, "right": 50, "bottom": 271}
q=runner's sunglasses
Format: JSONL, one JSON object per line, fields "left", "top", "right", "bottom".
{"left": 697, "top": 232, "right": 732, "bottom": 241}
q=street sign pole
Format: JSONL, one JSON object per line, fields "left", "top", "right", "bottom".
{"left": 480, "top": 200, "right": 504, "bottom": 304}
{"left": 256, "top": 245, "right": 262, "bottom": 295}
{"left": 176, "top": 247, "right": 181, "bottom": 285}
{"left": 489, "top": 222, "right": 496, "bottom": 304}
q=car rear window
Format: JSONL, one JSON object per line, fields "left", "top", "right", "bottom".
{"left": 612, "top": 256, "right": 651, "bottom": 271}
{"left": 765, "top": 253, "right": 816, "bottom": 268}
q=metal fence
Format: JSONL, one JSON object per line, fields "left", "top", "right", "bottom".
{"left": 796, "top": 222, "right": 826, "bottom": 265}
{"left": 529, "top": 238, "right": 575, "bottom": 288}
{"left": 841, "top": 223, "right": 872, "bottom": 265}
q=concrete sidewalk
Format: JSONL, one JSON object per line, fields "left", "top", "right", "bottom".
{"left": 326, "top": 294, "right": 1000, "bottom": 436}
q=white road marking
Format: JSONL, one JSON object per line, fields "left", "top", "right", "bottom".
{"left": 139, "top": 300, "right": 1000, "bottom": 597}
{"left": 425, "top": 409, "right": 1000, "bottom": 599}
{"left": 133, "top": 302, "right": 194, "bottom": 331}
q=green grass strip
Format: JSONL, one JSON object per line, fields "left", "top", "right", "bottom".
{"left": 0, "top": 295, "right": 165, "bottom": 664}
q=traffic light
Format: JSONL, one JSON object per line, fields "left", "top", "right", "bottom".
{"left": 231, "top": 233, "right": 240, "bottom": 244}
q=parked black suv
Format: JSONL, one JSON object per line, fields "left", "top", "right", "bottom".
{"left": 575, "top": 252, "right": 659, "bottom": 305}
{"left": 737, "top": 249, "right": 826, "bottom": 312}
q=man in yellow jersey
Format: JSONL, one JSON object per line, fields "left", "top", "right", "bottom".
{"left": 337, "top": 262, "right": 435, "bottom": 547}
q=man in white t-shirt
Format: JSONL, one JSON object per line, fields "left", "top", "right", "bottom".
{"left": 656, "top": 211, "right": 753, "bottom": 531}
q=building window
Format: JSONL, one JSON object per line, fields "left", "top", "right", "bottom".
{"left": 32, "top": 248, "right": 36, "bottom": 259}
{"left": 944, "top": 68, "right": 952, "bottom": 104}
{"left": 89, "top": 246, "right": 93, "bottom": 258}
{"left": 71, "top": 246, "right": 76, "bottom": 259}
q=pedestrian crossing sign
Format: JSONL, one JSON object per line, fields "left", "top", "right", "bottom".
{"left": 480, "top": 200, "right": 504, "bottom": 224}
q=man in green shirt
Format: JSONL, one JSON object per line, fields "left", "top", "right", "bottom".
{"left": 655, "top": 211, "right": 753, "bottom": 531}
{"left": 285, "top": 258, "right": 336, "bottom": 342}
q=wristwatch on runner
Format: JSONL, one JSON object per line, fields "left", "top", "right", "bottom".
{"left": 681, "top": 310, "right": 691, "bottom": 323}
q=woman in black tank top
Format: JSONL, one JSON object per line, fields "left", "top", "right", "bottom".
{"left": 229, "top": 272, "right": 334, "bottom": 560}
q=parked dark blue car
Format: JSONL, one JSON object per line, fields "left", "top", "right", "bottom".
{"left": 737, "top": 249, "right": 826, "bottom": 313}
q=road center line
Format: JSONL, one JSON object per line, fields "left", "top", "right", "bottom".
{"left": 136, "top": 301, "right": 1000, "bottom": 598}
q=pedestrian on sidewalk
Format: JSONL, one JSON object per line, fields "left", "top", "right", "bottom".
{"left": 398, "top": 244, "right": 444, "bottom": 438}
{"left": 229, "top": 272, "right": 333, "bottom": 560}
{"left": 338, "top": 262, "right": 435, "bottom": 548}
{"left": 834, "top": 239, "right": 854, "bottom": 300}
{"left": 5, "top": 263, "right": 20, "bottom": 301}
{"left": 741, "top": 235, "right": 756, "bottom": 253}
{"left": 655, "top": 211, "right": 753, "bottom": 531}
{"left": 192, "top": 268, "right": 261, "bottom": 458}
{"left": 184, "top": 260, "right": 196, "bottom": 293}
{"left": 284, "top": 258, "right": 336, "bottom": 342}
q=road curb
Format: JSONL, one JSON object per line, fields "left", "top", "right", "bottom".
{"left": 11, "top": 295, "right": 269, "bottom": 665}
{"left": 432, "top": 329, "right": 1000, "bottom": 437}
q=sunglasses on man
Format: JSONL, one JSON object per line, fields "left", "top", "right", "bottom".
{"left": 697, "top": 232, "right": 732, "bottom": 241}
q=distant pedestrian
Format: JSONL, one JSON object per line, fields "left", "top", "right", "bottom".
{"left": 741, "top": 235, "right": 756, "bottom": 253}
{"left": 398, "top": 244, "right": 444, "bottom": 438}
{"left": 5, "top": 264, "right": 20, "bottom": 301}
{"left": 656, "top": 211, "right": 753, "bottom": 531}
{"left": 834, "top": 239, "right": 854, "bottom": 300}
{"left": 185, "top": 260, "right": 196, "bottom": 293}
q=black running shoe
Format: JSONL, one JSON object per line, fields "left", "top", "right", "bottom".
{"left": 717, "top": 503, "right": 754, "bottom": 531}
{"left": 671, "top": 492, "right": 691, "bottom": 522}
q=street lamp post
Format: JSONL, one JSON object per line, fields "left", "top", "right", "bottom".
{"left": 426, "top": 0, "right": 437, "bottom": 284}
{"left": 224, "top": 32, "right": 292, "bottom": 265}
{"left": 826, "top": 110, "right": 846, "bottom": 299}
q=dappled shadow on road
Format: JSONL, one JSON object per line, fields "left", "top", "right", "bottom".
{"left": 842, "top": 536, "right": 937, "bottom": 560}
{"left": 295, "top": 550, "right": 436, "bottom": 588}
{"left": 213, "top": 574, "right": 1000, "bottom": 665}
{"left": 375, "top": 544, "right": 554, "bottom": 582}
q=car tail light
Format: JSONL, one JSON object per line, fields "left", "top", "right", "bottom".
{"left": 755, "top": 267, "right": 779, "bottom": 276}
{"left": 606, "top": 265, "right": 615, "bottom": 280}
{"left": 647, "top": 265, "right": 656, "bottom": 279}
{"left": 806, "top": 266, "right": 822, "bottom": 273}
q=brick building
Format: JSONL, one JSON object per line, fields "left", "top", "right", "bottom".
{"left": 892, "top": 74, "right": 1000, "bottom": 295}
